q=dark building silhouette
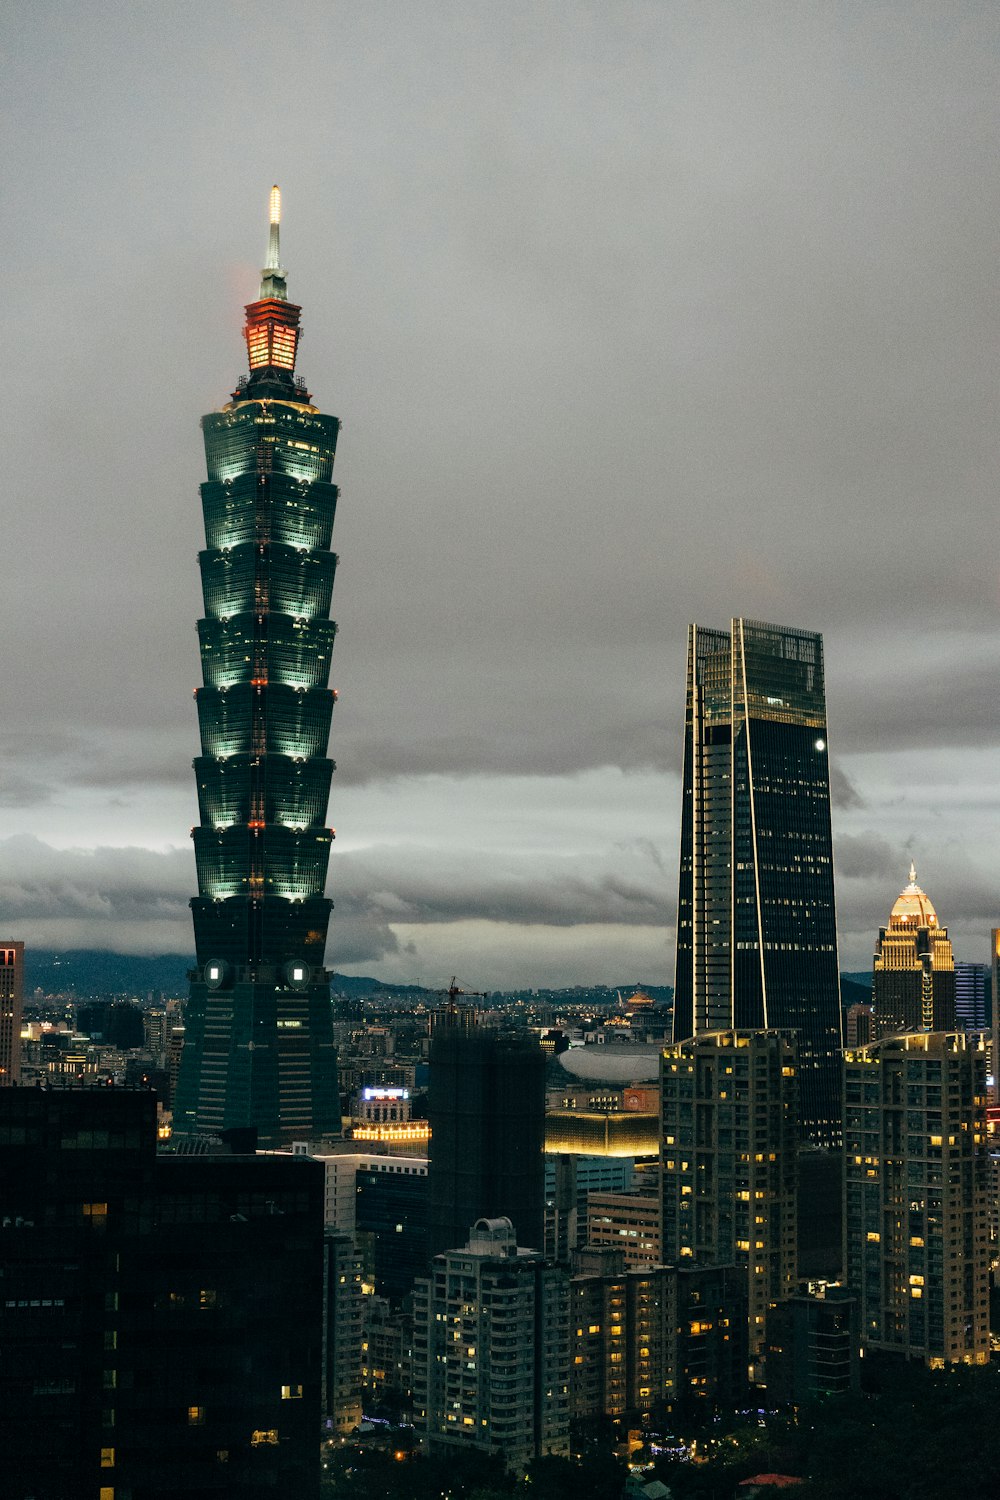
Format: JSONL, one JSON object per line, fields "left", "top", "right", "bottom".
{"left": 0, "top": 1088, "right": 324, "bottom": 1498}
{"left": 76, "top": 1000, "right": 111, "bottom": 1038}
{"left": 873, "top": 866, "right": 955, "bottom": 1036}
{"left": 174, "top": 186, "right": 341, "bottom": 1147}
{"left": 844, "top": 1001, "right": 874, "bottom": 1048}
{"left": 674, "top": 1263, "right": 749, "bottom": 1418}
{"left": 428, "top": 1016, "right": 545, "bottom": 1255}
{"left": 954, "top": 960, "right": 989, "bottom": 1033}
{"left": 672, "top": 619, "right": 842, "bottom": 1144}
{"left": 108, "top": 1001, "right": 145, "bottom": 1051}
{"left": 766, "top": 1289, "right": 860, "bottom": 1404}
{"left": 355, "top": 1162, "right": 429, "bottom": 1302}
{"left": 0, "top": 942, "right": 23, "bottom": 1085}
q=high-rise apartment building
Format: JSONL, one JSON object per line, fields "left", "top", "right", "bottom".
{"left": 412, "top": 1217, "right": 570, "bottom": 1472}
{"left": 672, "top": 620, "right": 842, "bottom": 1144}
{"left": 661, "top": 1030, "right": 798, "bottom": 1364}
{"left": 174, "top": 188, "right": 340, "bottom": 1146}
{"left": 872, "top": 867, "right": 955, "bottom": 1036}
{"left": 323, "top": 1232, "right": 364, "bottom": 1436}
{"left": 567, "top": 1248, "right": 747, "bottom": 1420}
{"left": 0, "top": 942, "right": 23, "bottom": 1086}
{"left": 844, "top": 1032, "right": 989, "bottom": 1367}
{"left": 428, "top": 1018, "right": 545, "bottom": 1255}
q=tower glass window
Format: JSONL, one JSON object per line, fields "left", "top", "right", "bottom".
{"left": 673, "top": 619, "right": 842, "bottom": 1145}
{"left": 173, "top": 189, "right": 340, "bottom": 1146}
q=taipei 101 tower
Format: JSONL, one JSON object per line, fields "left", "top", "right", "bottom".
{"left": 174, "top": 188, "right": 341, "bottom": 1145}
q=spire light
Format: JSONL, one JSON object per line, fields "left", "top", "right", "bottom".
{"left": 269, "top": 184, "right": 281, "bottom": 226}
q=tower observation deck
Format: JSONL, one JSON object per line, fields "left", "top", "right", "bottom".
{"left": 174, "top": 188, "right": 341, "bottom": 1145}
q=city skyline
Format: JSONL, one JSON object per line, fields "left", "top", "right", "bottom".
{"left": 4, "top": 5, "right": 1000, "bottom": 988}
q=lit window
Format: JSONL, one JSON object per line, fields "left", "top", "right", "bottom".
{"left": 100, "top": 1448, "right": 115, "bottom": 1468}
{"left": 188, "top": 1406, "right": 205, "bottom": 1426}
{"left": 280, "top": 1384, "right": 302, "bottom": 1400}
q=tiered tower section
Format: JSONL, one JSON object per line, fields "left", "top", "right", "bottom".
{"left": 174, "top": 188, "right": 341, "bottom": 1145}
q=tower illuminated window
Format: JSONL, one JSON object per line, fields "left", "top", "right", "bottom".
{"left": 173, "top": 189, "right": 341, "bottom": 1146}
{"left": 672, "top": 619, "right": 843, "bottom": 1146}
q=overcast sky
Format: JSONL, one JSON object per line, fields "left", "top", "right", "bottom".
{"left": 2, "top": 2, "right": 999, "bottom": 987}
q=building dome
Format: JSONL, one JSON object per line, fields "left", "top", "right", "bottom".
{"left": 889, "top": 864, "right": 939, "bottom": 928}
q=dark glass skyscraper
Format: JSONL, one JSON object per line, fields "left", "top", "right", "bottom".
{"left": 672, "top": 618, "right": 843, "bottom": 1144}
{"left": 174, "top": 188, "right": 341, "bottom": 1146}
{"left": 427, "top": 1012, "right": 546, "bottom": 1255}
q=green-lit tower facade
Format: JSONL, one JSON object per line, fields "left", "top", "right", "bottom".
{"left": 174, "top": 188, "right": 341, "bottom": 1146}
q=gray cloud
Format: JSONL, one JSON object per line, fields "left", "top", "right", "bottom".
{"left": 4, "top": 5, "right": 1000, "bottom": 980}
{"left": 830, "top": 763, "right": 865, "bottom": 812}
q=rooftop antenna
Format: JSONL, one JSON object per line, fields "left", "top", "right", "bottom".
{"left": 260, "top": 184, "right": 287, "bottom": 300}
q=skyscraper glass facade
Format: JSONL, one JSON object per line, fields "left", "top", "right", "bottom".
{"left": 673, "top": 618, "right": 842, "bottom": 1144}
{"left": 174, "top": 191, "right": 340, "bottom": 1146}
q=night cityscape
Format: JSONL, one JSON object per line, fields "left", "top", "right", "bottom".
{"left": 4, "top": 6, "right": 1000, "bottom": 1499}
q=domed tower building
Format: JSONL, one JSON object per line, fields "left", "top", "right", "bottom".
{"left": 872, "top": 865, "right": 955, "bottom": 1037}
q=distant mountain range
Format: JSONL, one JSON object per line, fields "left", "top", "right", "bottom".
{"left": 25, "top": 950, "right": 195, "bottom": 998}
{"left": 23, "top": 950, "right": 675, "bottom": 1005}
{"left": 23, "top": 948, "right": 874, "bottom": 1007}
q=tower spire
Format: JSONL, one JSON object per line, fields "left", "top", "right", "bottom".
{"left": 260, "top": 183, "right": 287, "bottom": 300}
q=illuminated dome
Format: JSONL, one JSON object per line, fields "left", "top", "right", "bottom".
{"left": 889, "top": 864, "right": 939, "bottom": 928}
{"left": 557, "top": 1044, "right": 661, "bottom": 1083}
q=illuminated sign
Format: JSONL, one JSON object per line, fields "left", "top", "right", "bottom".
{"left": 362, "top": 1087, "right": 409, "bottom": 1101}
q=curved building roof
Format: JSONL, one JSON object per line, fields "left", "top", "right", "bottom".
{"left": 889, "top": 863, "right": 939, "bottom": 928}
{"left": 557, "top": 1043, "right": 661, "bottom": 1083}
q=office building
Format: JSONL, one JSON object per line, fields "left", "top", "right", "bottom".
{"left": 661, "top": 1030, "right": 798, "bottom": 1364}
{"left": 872, "top": 866, "right": 955, "bottom": 1036}
{"left": 0, "top": 1088, "right": 325, "bottom": 1498}
{"left": 174, "top": 187, "right": 340, "bottom": 1146}
{"left": 428, "top": 1017, "right": 545, "bottom": 1255}
{"left": 844, "top": 1032, "right": 989, "bottom": 1367}
{"left": 586, "top": 1190, "right": 661, "bottom": 1269}
{"left": 954, "top": 961, "right": 989, "bottom": 1034}
{"left": 544, "top": 1154, "right": 637, "bottom": 1262}
{"left": 0, "top": 942, "right": 23, "bottom": 1085}
{"left": 545, "top": 1108, "right": 659, "bottom": 1158}
{"left": 845, "top": 1002, "right": 874, "bottom": 1048}
{"left": 672, "top": 619, "right": 842, "bottom": 1144}
{"left": 412, "top": 1217, "right": 570, "bottom": 1472}
{"left": 355, "top": 1161, "right": 429, "bottom": 1303}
